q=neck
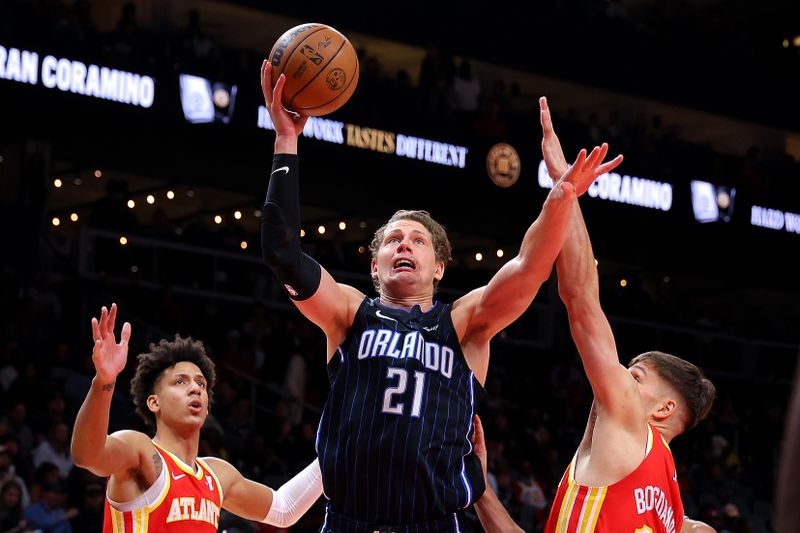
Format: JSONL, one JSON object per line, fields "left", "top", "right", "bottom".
{"left": 650, "top": 420, "right": 677, "bottom": 443}
{"left": 380, "top": 292, "right": 434, "bottom": 312}
{"left": 153, "top": 425, "right": 200, "bottom": 467}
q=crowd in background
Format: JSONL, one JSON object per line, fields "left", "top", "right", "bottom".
{"left": 0, "top": 250, "right": 790, "bottom": 532}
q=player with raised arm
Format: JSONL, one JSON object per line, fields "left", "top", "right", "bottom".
{"left": 71, "top": 303, "right": 323, "bottom": 532}
{"left": 259, "top": 60, "right": 623, "bottom": 533}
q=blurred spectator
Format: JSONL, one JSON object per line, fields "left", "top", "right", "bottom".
{"left": 23, "top": 481, "right": 76, "bottom": 533}
{"left": 5, "top": 403, "right": 33, "bottom": 460}
{"left": 0, "top": 479, "right": 30, "bottom": 533}
{"left": 25, "top": 271, "right": 62, "bottom": 324}
{"left": 0, "top": 447, "right": 28, "bottom": 508}
{"left": 31, "top": 393, "right": 67, "bottom": 442}
{"left": 513, "top": 460, "right": 548, "bottom": 530}
{"left": 68, "top": 483, "right": 103, "bottom": 533}
{"left": 26, "top": 463, "right": 61, "bottom": 509}
{"left": 32, "top": 423, "right": 73, "bottom": 479}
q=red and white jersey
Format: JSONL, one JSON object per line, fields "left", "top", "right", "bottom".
{"left": 545, "top": 424, "right": 684, "bottom": 533}
{"left": 103, "top": 442, "right": 224, "bottom": 533}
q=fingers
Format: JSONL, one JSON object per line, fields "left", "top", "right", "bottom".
{"left": 98, "top": 306, "right": 108, "bottom": 339}
{"left": 261, "top": 60, "right": 274, "bottom": 104}
{"left": 120, "top": 322, "right": 132, "bottom": 345}
{"left": 585, "top": 143, "right": 609, "bottom": 169}
{"left": 571, "top": 148, "right": 587, "bottom": 169}
{"left": 539, "top": 96, "right": 553, "bottom": 132}
{"left": 108, "top": 303, "right": 117, "bottom": 339}
{"left": 473, "top": 414, "right": 484, "bottom": 439}
{"left": 597, "top": 154, "right": 624, "bottom": 175}
{"left": 91, "top": 317, "right": 100, "bottom": 343}
{"left": 586, "top": 143, "right": 607, "bottom": 169}
{"left": 272, "top": 73, "right": 287, "bottom": 108}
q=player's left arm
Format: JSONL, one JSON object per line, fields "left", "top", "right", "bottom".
{"left": 681, "top": 517, "right": 717, "bottom": 533}
{"left": 205, "top": 457, "right": 322, "bottom": 527}
{"left": 459, "top": 145, "right": 618, "bottom": 344}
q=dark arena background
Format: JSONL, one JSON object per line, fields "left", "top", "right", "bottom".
{"left": 1, "top": 1, "right": 799, "bottom": 531}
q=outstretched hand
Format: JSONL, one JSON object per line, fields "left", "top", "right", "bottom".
{"left": 261, "top": 59, "right": 308, "bottom": 138}
{"left": 557, "top": 143, "right": 624, "bottom": 198}
{"left": 540, "top": 96, "right": 570, "bottom": 180}
{"left": 90, "top": 303, "right": 131, "bottom": 385}
{"left": 472, "top": 414, "right": 488, "bottom": 482}
{"left": 539, "top": 96, "right": 623, "bottom": 197}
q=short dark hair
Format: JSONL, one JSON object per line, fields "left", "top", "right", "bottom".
{"left": 629, "top": 350, "right": 716, "bottom": 431}
{"left": 130, "top": 336, "right": 216, "bottom": 427}
{"left": 369, "top": 210, "right": 452, "bottom": 293}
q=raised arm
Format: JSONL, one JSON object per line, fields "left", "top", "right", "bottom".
{"left": 205, "top": 456, "right": 322, "bottom": 527}
{"left": 461, "top": 140, "right": 620, "bottom": 345}
{"left": 259, "top": 60, "right": 362, "bottom": 350}
{"left": 540, "top": 98, "right": 638, "bottom": 423}
{"left": 71, "top": 304, "right": 148, "bottom": 477}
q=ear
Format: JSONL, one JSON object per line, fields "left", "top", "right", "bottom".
{"left": 147, "top": 394, "right": 159, "bottom": 414}
{"left": 434, "top": 260, "right": 445, "bottom": 281}
{"left": 370, "top": 258, "right": 378, "bottom": 280}
{"left": 652, "top": 398, "right": 677, "bottom": 423}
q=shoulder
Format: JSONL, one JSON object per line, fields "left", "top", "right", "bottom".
{"left": 452, "top": 287, "right": 490, "bottom": 340}
{"left": 451, "top": 287, "right": 483, "bottom": 324}
{"left": 200, "top": 456, "right": 238, "bottom": 484}
{"left": 338, "top": 283, "right": 367, "bottom": 312}
{"left": 338, "top": 283, "right": 366, "bottom": 299}
{"left": 109, "top": 429, "right": 155, "bottom": 449}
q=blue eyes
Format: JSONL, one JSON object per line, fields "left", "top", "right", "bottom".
{"left": 387, "top": 237, "right": 425, "bottom": 245}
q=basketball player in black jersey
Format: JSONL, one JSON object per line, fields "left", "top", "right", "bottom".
{"left": 259, "top": 60, "right": 623, "bottom": 533}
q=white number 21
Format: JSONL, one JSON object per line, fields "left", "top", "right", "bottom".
{"left": 382, "top": 368, "right": 425, "bottom": 417}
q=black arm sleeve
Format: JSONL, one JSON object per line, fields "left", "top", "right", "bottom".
{"left": 261, "top": 154, "right": 321, "bottom": 300}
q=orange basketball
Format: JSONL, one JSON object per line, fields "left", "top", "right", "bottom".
{"left": 268, "top": 23, "right": 359, "bottom": 117}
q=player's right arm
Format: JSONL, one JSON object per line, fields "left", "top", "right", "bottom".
{"left": 540, "top": 98, "right": 639, "bottom": 426}
{"left": 71, "top": 304, "right": 149, "bottom": 477}
{"left": 259, "top": 60, "right": 361, "bottom": 350}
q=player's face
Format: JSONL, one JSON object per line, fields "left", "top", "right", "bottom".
{"left": 151, "top": 362, "right": 209, "bottom": 429}
{"left": 629, "top": 363, "right": 660, "bottom": 409}
{"left": 629, "top": 362, "right": 675, "bottom": 422}
{"left": 372, "top": 219, "right": 444, "bottom": 295}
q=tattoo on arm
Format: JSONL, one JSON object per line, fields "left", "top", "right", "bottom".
{"left": 101, "top": 382, "right": 115, "bottom": 392}
{"left": 153, "top": 452, "right": 162, "bottom": 474}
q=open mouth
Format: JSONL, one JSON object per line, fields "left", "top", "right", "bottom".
{"left": 393, "top": 259, "right": 415, "bottom": 271}
{"left": 188, "top": 400, "right": 203, "bottom": 411}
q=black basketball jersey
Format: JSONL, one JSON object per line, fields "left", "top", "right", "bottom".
{"left": 315, "top": 297, "right": 486, "bottom": 529}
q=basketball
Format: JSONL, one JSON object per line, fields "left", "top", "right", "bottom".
{"left": 268, "top": 23, "right": 359, "bottom": 117}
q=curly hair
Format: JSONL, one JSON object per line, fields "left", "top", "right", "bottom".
{"left": 130, "top": 335, "right": 216, "bottom": 428}
{"left": 629, "top": 350, "right": 716, "bottom": 431}
{"left": 368, "top": 210, "right": 452, "bottom": 293}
